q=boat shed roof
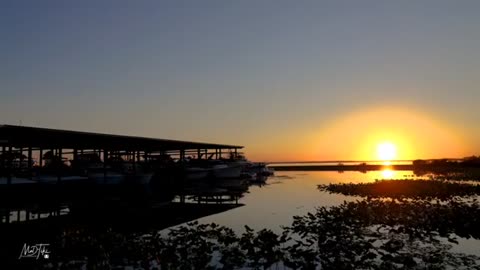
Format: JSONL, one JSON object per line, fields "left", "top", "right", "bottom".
{"left": 0, "top": 125, "right": 243, "bottom": 151}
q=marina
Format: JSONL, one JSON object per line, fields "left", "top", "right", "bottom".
{"left": 0, "top": 125, "right": 276, "bottom": 225}
{"left": 0, "top": 124, "right": 245, "bottom": 187}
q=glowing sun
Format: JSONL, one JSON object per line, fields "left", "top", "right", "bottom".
{"left": 377, "top": 142, "right": 397, "bottom": 161}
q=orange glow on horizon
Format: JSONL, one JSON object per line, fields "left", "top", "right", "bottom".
{"left": 306, "top": 107, "right": 468, "bottom": 162}
{"left": 245, "top": 107, "right": 472, "bottom": 162}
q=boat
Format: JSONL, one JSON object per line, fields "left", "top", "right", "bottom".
{"left": 180, "top": 152, "right": 250, "bottom": 180}
{"left": 180, "top": 160, "right": 244, "bottom": 180}
{"left": 71, "top": 154, "right": 154, "bottom": 185}
{"left": 240, "top": 171, "right": 257, "bottom": 181}
{"left": 121, "top": 161, "right": 154, "bottom": 185}
{"left": 185, "top": 167, "right": 211, "bottom": 180}
{"left": 245, "top": 162, "right": 274, "bottom": 176}
{"left": 86, "top": 169, "right": 125, "bottom": 184}
{"left": 212, "top": 163, "right": 244, "bottom": 179}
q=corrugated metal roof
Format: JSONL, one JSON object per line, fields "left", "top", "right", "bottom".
{"left": 0, "top": 125, "right": 243, "bottom": 151}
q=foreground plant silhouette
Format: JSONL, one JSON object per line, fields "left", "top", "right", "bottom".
{"left": 46, "top": 196, "right": 480, "bottom": 270}
{"left": 35, "top": 179, "right": 480, "bottom": 269}
{"left": 318, "top": 179, "right": 480, "bottom": 200}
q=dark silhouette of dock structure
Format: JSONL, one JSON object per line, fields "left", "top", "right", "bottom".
{"left": 0, "top": 124, "right": 243, "bottom": 182}
{"left": 0, "top": 125, "right": 245, "bottom": 223}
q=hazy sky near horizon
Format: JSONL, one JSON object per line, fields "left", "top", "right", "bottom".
{"left": 1, "top": 1, "right": 480, "bottom": 161}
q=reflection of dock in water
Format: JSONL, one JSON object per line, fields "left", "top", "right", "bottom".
{"left": 0, "top": 197, "right": 244, "bottom": 265}
{"left": 0, "top": 176, "right": 248, "bottom": 227}
{"left": 176, "top": 178, "right": 249, "bottom": 204}
{"left": 1, "top": 201, "right": 243, "bottom": 231}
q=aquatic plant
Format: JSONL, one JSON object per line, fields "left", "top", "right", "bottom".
{"left": 426, "top": 171, "right": 480, "bottom": 182}
{"left": 30, "top": 178, "right": 480, "bottom": 269}
{"left": 282, "top": 198, "right": 480, "bottom": 269}
{"left": 37, "top": 197, "right": 480, "bottom": 270}
{"left": 319, "top": 179, "right": 480, "bottom": 200}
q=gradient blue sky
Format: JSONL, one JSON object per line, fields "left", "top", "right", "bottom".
{"left": 1, "top": 1, "right": 480, "bottom": 161}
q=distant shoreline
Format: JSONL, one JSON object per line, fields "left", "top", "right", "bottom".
{"left": 269, "top": 163, "right": 480, "bottom": 172}
{"left": 266, "top": 159, "right": 464, "bottom": 165}
{"left": 270, "top": 164, "right": 412, "bottom": 171}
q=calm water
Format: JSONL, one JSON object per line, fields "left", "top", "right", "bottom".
{"left": 183, "top": 170, "right": 418, "bottom": 231}
{"left": 3, "top": 169, "right": 480, "bottom": 268}
{"left": 170, "top": 170, "right": 480, "bottom": 257}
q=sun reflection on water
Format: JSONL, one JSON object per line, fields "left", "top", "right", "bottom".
{"left": 381, "top": 169, "right": 395, "bottom": 179}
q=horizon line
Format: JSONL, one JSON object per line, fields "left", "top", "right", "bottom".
{"left": 262, "top": 158, "right": 470, "bottom": 164}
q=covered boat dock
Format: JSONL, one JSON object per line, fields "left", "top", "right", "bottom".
{"left": 0, "top": 124, "right": 244, "bottom": 185}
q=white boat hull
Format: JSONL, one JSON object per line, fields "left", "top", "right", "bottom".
{"left": 89, "top": 172, "right": 154, "bottom": 185}
{"left": 185, "top": 168, "right": 210, "bottom": 180}
{"left": 213, "top": 164, "right": 243, "bottom": 179}
{"left": 88, "top": 171, "right": 125, "bottom": 185}
{"left": 34, "top": 175, "right": 89, "bottom": 183}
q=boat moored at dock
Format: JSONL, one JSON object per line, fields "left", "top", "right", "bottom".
{"left": 0, "top": 125, "right": 245, "bottom": 194}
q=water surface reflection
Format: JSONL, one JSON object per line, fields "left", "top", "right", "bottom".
{"left": 2, "top": 171, "right": 480, "bottom": 268}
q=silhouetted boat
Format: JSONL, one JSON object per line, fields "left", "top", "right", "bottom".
{"left": 72, "top": 153, "right": 154, "bottom": 185}
{"left": 212, "top": 163, "right": 244, "bottom": 178}
{"left": 245, "top": 162, "right": 274, "bottom": 176}
{"left": 185, "top": 167, "right": 211, "bottom": 180}
{"left": 182, "top": 156, "right": 247, "bottom": 180}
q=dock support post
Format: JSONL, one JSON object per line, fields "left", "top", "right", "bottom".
{"left": 57, "top": 148, "right": 62, "bottom": 183}
{"left": 19, "top": 147, "right": 24, "bottom": 170}
{"left": 197, "top": 149, "right": 201, "bottom": 159}
{"left": 103, "top": 149, "right": 108, "bottom": 181}
{"left": 27, "top": 146, "right": 32, "bottom": 179}
{"left": 39, "top": 148, "right": 43, "bottom": 168}
{"left": 7, "top": 146, "right": 12, "bottom": 185}
{"left": 132, "top": 150, "right": 137, "bottom": 175}
{"left": 1, "top": 145, "right": 5, "bottom": 172}
{"left": 50, "top": 148, "right": 54, "bottom": 167}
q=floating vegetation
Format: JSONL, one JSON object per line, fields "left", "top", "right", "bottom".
{"left": 21, "top": 179, "right": 480, "bottom": 269}
{"left": 38, "top": 197, "right": 480, "bottom": 270}
{"left": 319, "top": 179, "right": 480, "bottom": 200}
{"left": 284, "top": 200, "right": 480, "bottom": 269}
{"left": 427, "top": 171, "right": 480, "bottom": 182}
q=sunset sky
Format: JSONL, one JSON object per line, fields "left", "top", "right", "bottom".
{"left": 1, "top": 1, "right": 480, "bottom": 161}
